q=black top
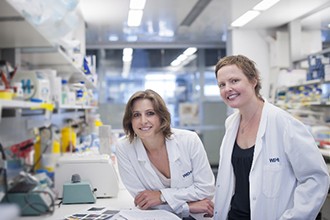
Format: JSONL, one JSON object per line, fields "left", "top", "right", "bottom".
{"left": 228, "top": 141, "right": 255, "bottom": 220}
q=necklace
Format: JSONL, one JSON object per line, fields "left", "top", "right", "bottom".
{"left": 239, "top": 103, "right": 261, "bottom": 134}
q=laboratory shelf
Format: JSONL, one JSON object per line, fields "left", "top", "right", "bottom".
{"left": 0, "top": 99, "right": 41, "bottom": 109}
{"left": 20, "top": 47, "right": 77, "bottom": 68}
{"left": 59, "top": 104, "right": 97, "bottom": 110}
{"left": 292, "top": 47, "right": 330, "bottom": 64}
{"left": 0, "top": 1, "right": 96, "bottom": 89}
{"left": 21, "top": 47, "right": 96, "bottom": 89}
{"left": 0, "top": 100, "right": 96, "bottom": 111}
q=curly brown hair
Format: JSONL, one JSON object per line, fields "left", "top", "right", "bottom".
{"left": 122, "top": 89, "right": 173, "bottom": 143}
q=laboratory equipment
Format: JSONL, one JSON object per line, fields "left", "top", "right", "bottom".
{"left": 55, "top": 153, "right": 119, "bottom": 198}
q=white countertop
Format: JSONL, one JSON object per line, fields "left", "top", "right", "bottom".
{"left": 17, "top": 188, "right": 134, "bottom": 220}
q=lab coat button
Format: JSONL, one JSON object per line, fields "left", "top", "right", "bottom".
{"left": 253, "top": 196, "right": 256, "bottom": 200}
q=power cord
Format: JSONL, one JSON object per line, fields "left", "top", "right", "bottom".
{"left": 21, "top": 190, "right": 55, "bottom": 216}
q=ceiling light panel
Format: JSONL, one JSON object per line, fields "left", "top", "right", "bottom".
{"left": 123, "top": 48, "right": 133, "bottom": 56}
{"left": 183, "top": 47, "right": 197, "bottom": 56}
{"left": 231, "top": 10, "right": 261, "bottom": 27}
{"left": 127, "top": 9, "right": 143, "bottom": 27}
{"left": 253, "top": 0, "right": 281, "bottom": 11}
{"left": 130, "top": 0, "right": 146, "bottom": 10}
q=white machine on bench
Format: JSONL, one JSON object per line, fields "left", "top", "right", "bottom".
{"left": 54, "top": 153, "right": 119, "bottom": 199}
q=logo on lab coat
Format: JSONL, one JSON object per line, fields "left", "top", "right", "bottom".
{"left": 269, "top": 157, "right": 280, "bottom": 163}
{"left": 182, "top": 170, "right": 192, "bottom": 178}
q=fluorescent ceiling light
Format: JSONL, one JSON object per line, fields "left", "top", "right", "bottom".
{"left": 177, "top": 54, "right": 188, "bottom": 62}
{"left": 123, "top": 55, "right": 132, "bottom": 62}
{"left": 123, "top": 48, "right": 133, "bottom": 62}
{"left": 108, "top": 34, "right": 119, "bottom": 41}
{"left": 231, "top": 10, "right": 261, "bottom": 27}
{"left": 170, "top": 47, "right": 198, "bottom": 67}
{"left": 127, "top": 35, "right": 138, "bottom": 41}
{"left": 123, "top": 48, "right": 133, "bottom": 56}
{"left": 170, "top": 60, "right": 181, "bottom": 67}
{"left": 130, "top": 0, "right": 146, "bottom": 10}
{"left": 253, "top": 0, "right": 280, "bottom": 11}
{"left": 183, "top": 47, "right": 197, "bottom": 56}
{"left": 127, "top": 10, "right": 143, "bottom": 27}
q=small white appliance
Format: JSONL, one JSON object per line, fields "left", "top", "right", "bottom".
{"left": 54, "top": 153, "right": 119, "bottom": 198}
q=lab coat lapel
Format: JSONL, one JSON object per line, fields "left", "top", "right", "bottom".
{"left": 251, "top": 101, "right": 268, "bottom": 169}
{"left": 135, "top": 139, "right": 158, "bottom": 176}
{"left": 225, "top": 113, "right": 240, "bottom": 156}
{"left": 166, "top": 138, "right": 181, "bottom": 187}
{"left": 166, "top": 138, "right": 180, "bottom": 162}
{"left": 219, "top": 113, "right": 239, "bottom": 170}
{"left": 229, "top": 114, "right": 240, "bottom": 148}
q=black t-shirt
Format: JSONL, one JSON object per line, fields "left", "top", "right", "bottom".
{"left": 228, "top": 141, "right": 255, "bottom": 220}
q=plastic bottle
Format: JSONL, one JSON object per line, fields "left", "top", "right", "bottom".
{"left": 70, "top": 81, "right": 88, "bottom": 106}
{"left": 89, "top": 115, "right": 103, "bottom": 151}
{"left": 42, "top": 131, "right": 61, "bottom": 180}
{"left": 33, "top": 137, "right": 42, "bottom": 171}
{"left": 61, "top": 79, "right": 70, "bottom": 105}
{"left": 61, "top": 120, "right": 77, "bottom": 153}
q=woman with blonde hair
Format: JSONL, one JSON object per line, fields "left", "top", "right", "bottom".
{"left": 213, "top": 55, "right": 329, "bottom": 220}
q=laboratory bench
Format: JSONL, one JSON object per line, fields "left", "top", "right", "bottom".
{"left": 15, "top": 188, "right": 210, "bottom": 220}
{"left": 9, "top": 170, "right": 210, "bottom": 220}
{"left": 13, "top": 185, "right": 211, "bottom": 220}
{"left": 17, "top": 187, "right": 135, "bottom": 220}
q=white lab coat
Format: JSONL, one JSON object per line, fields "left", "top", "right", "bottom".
{"left": 214, "top": 100, "right": 330, "bottom": 220}
{"left": 116, "top": 128, "right": 215, "bottom": 217}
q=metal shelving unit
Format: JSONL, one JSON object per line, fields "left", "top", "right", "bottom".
{"left": 20, "top": 47, "right": 96, "bottom": 89}
{"left": 0, "top": 0, "right": 97, "bottom": 148}
{"left": 275, "top": 50, "right": 330, "bottom": 169}
{"left": 0, "top": 0, "right": 96, "bottom": 90}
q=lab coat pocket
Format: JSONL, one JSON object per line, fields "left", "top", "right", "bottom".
{"left": 262, "top": 164, "right": 283, "bottom": 198}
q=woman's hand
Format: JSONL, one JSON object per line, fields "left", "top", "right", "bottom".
{"left": 188, "top": 199, "right": 214, "bottom": 217}
{"left": 134, "top": 190, "right": 163, "bottom": 209}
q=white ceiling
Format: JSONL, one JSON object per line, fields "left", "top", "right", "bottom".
{"left": 80, "top": 0, "right": 330, "bottom": 49}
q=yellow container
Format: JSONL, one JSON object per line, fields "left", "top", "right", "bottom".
{"left": 52, "top": 139, "right": 60, "bottom": 154}
{"left": 0, "top": 90, "right": 14, "bottom": 100}
{"left": 61, "top": 126, "right": 77, "bottom": 153}
{"left": 34, "top": 138, "right": 61, "bottom": 171}
{"left": 33, "top": 139, "right": 42, "bottom": 171}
